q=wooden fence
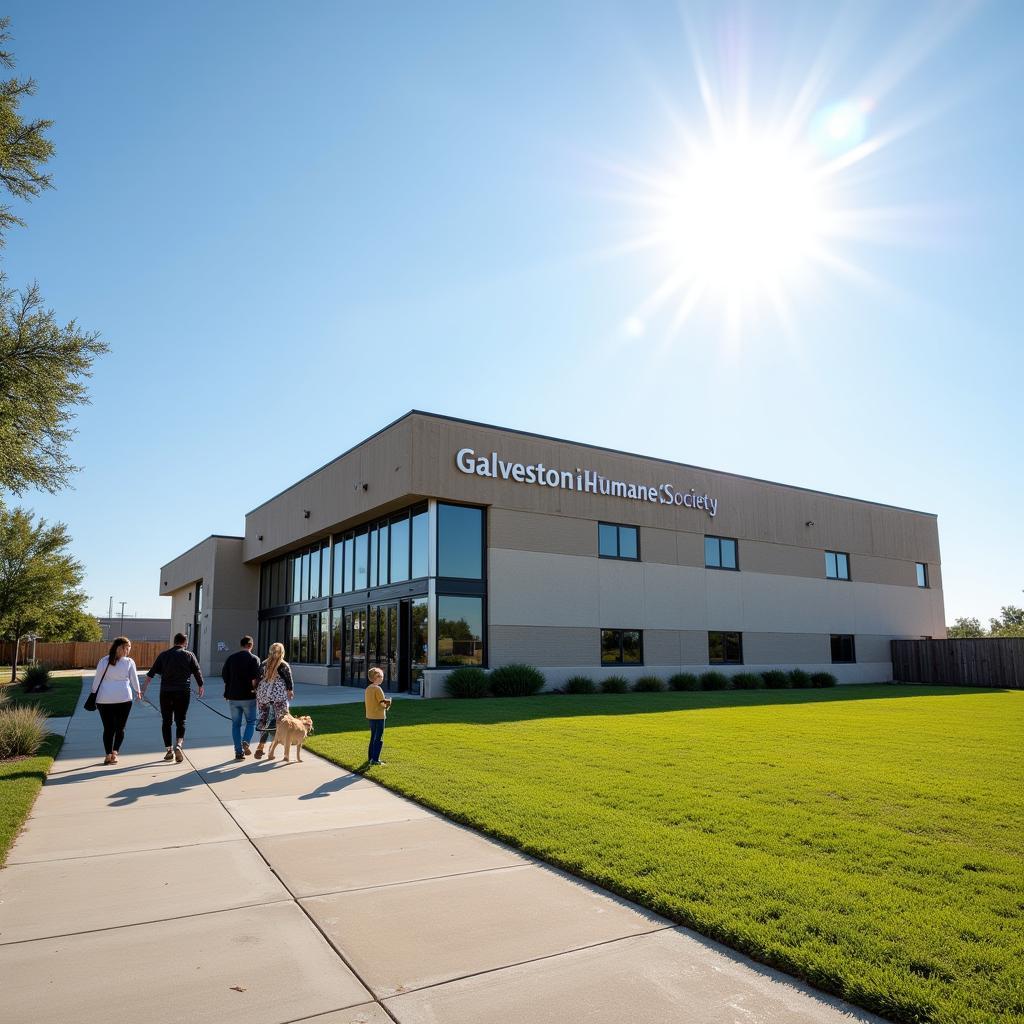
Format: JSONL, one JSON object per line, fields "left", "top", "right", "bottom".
{"left": 891, "top": 638, "right": 1024, "bottom": 689}
{"left": 0, "top": 640, "right": 167, "bottom": 671}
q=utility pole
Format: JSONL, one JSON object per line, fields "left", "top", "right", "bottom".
{"left": 118, "top": 601, "right": 128, "bottom": 637}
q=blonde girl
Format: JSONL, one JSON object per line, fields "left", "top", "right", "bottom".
{"left": 253, "top": 642, "right": 294, "bottom": 759}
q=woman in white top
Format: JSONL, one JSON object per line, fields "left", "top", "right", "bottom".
{"left": 91, "top": 637, "right": 143, "bottom": 764}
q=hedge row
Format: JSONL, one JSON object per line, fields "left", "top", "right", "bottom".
{"left": 444, "top": 665, "right": 838, "bottom": 698}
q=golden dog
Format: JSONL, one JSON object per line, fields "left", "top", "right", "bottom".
{"left": 266, "top": 713, "right": 314, "bottom": 763}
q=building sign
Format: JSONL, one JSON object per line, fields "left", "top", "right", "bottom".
{"left": 455, "top": 447, "right": 719, "bottom": 517}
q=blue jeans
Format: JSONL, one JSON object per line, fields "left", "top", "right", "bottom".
{"left": 229, "top": 699, "right": 257, "bottom": 754}
{"left": 368, "top": 718, "right": 386, "bottom": 762}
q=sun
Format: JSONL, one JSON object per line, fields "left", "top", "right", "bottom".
{"left": 661, "top": 136, "right": 826, "bottom": 302}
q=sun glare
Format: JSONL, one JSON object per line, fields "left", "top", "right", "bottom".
{"left": 663, "top": 139, "right": 825, "bottom": 300}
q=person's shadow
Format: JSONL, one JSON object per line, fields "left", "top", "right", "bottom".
{"left": 298, "top": 773, "right": 366, "bottom": 800}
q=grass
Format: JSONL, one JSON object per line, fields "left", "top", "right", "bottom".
{"left": 0, "top": 675, "right": 82, "bottom": 717}
{"left": 296, "top": 685, "right": 1024, "bottom": 1024}
{"left": 0, "top": 733, "right": 64, "bottom": 866}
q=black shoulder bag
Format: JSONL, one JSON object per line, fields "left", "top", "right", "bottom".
{"left": 84, "top": 661, "right": 110, "bottom": 712}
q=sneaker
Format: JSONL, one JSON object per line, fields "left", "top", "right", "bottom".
{"left": 242, "top": 741, "right": 252, "bottom": 756}
{"left": 234, "top": 752, "right": 245, "bottom": 761}
{"left": 369, "top": 760, "right": 387, "bottom": 766}
{"left": 253, "top": 747, "right": 264, "bottom": 760}
{"left": 103, "top": 754, "right": 113, "bottom": 765}
{"left": 174, "top": 746, "right": 184, "bottom": 763}
{"left": 163, "top": 750, "right": 174, "bottom": 761}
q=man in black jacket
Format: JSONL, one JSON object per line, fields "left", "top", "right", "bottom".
{"left": 143, "top": 633, "right": 205, "bottom": 763}
{"left": 221, "top": 636, "right": 261, "bottom": 760}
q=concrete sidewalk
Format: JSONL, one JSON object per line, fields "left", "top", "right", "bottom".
{"left": 0, "top": 679, "right": 886, "bottom": 1024}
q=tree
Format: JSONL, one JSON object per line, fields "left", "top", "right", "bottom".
{"left": 0, "top": 19, "right": 107, "bottom": 494}
{"left": 49, "top": 606, "right": 102, "bottom": 642}
{"left": 947, "top": 617, "right": 985, "bottom": 639}
{"left": 0, "top": 504, "right": 90, "bottom": 680}
{"left": 989, "top": 604, "right": 1024, "bottom": 639}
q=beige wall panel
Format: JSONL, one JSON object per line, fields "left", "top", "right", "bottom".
{"left": 489, "top": 626, "right": 597, "bottom": 667}
{"left": 244, "top": 418, "right": 414, "bottom": 562}
{"left": 851, "top": 554, "right": 918, "bottom": 588}
{"left": 854, "top": 635, "right": 893, "bottom": 663}
{"left": 676, "top": 531, "right": 705, "bottom": 568}
{"left": 597, "top": 559, "right": 646, "bottom": 627}
{"left": 643, "top": 629, "right": 682, "bottom": 666}
{"left": 739, "top": 541, "right": 822, "bottom": 579}
{"left": 738, "top": 574, "right": 856, "bottom": 634}
{"left": 680, "top": 630, "right": 710, "bottom": 664}
{"left": 208, "top": 611, "right": 260, "bottom": 675}
{"left": 848, "top": 582, "right": 941, "bottom": 636}
{"left": 641, "top": 563, "right": 708, "bottom": 629}
{"left": 409, "top": 414, "right": 939, "bottom": 563}
{"left": 743, "top": 632, "right": 830, "bottom": 665}
{"left": 160, "top": 537, "right": 219, "bottom": 596}
{"left": 212, "top": 540, "right": 260, "bottom": 608}
{"left": 705, "top": 570, "right": 744, "bottom": 630}
{"left": 489, "top": 509, "right": 594, "bottom": 556}
{"left": 169, "top": 592, "right": 192, "bottom": 644}
{"left": 488, "top": 549, "right": 598, "bottom": 627}
{"left": 641, "top": 527, "right": 677, "bottom": 565}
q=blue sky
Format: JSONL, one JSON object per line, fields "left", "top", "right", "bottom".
{"left": 3, "top": 0, "right": 1021, "bottom": 624}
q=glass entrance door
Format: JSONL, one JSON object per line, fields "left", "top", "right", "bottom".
{"left": 368, "top": 602, "right": 405, "bottom": 691}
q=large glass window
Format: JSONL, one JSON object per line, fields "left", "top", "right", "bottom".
{"left": 390, "top": 513, "right": 410, "bottom": 583}
{"left": 332, "top": 535, "right": 344, "bottom": 594}
{"left": 369, "top": 526, "right": 379, "bottom": 587}
{"left": 831, "top": 634, "right": 856, "bottom": 663}
{"left": 321, "top": 541, "right": 331, "bottom": 597}
{"left": 825, "top": 551, "right": 850, "bottom": 580}
{"left": 601, "top": 628, "right": 643, "bottom": 665}
{"left": 437, "top": 595, "right": 484, "bottom": 666}
{"left": 916, "top": 562, "right": 929, "bottom": 588}
{"left": 705, "top": 536, "right": 738, "bottom": 570}
{"left": 410, "top": 597, "right": 428, "bottom": 692}
{"left": 343, "top": 536, "right": 354, "bottom": 592}
{"left": 353, "top": 529, "right": 368, "bottom": 591}
{"left": 411, "top": 507, "right": 429, "bottom": 578}
{"left": 438, "top": 503, "right": 483, "bottom": 578}
{"left": 331, "top": 609, "right": 343, "bottom": 664}
{"left": 291, "top": 557, "right": 301, "bottom": 603}
{"left": 598, "top": 523, "right": 639, "bottom": 560}
{"left": 290, "top": 614, "right": 301, "bottom": 662}
{"left": 303, "top": 551, "right": 313, "bottom": 600}
{"left": 708, "top": 631, "right": 743, "bottom": 664}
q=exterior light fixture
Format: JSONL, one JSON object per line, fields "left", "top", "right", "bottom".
{"left": 805, "top": 520, "right": 815, "bottom": 527}
{"left": 303, "top": 510, "right": 311, "bottom": 519}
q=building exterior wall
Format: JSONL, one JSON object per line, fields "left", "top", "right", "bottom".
{"left": 158, "top": 412, "right": 945, "bottom": 692}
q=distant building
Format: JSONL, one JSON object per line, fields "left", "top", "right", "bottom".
{"left": 97, "top": 617, "right": 171, "bottom": 643}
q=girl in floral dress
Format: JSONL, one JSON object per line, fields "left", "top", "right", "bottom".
{"left": 253, "top": 642, "right": 294, "bottom": 759}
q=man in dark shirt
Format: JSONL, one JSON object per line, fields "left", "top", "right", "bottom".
{"left": 143, "top": 633, "right": 205, "bottom": 763}
{"left": 221, "top": 635, "right": 261, "bottom": 760}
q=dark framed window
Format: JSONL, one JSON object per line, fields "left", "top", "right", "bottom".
{"left": 437, "top": 595, "right": 484, "bottom": 666}
{"left": 390, "top": 513, "right": 410, "bottom": 583}
{"left": 598, "top": 523, "right": 639, "bottom": 560}
{"left": 411, "top": 507, "right": 429, "bottom": 579}
{"left": 831, "top": 634, "right": 856, "bottom": 663}
{"left": 825, "top": 551, "right": 850, "bottom": 580}
{"left": 916, "top": 562, "right": 928, "bottom": 588}
{"left": 704, "top": 536, "right": 738, "bottom": 570}
{"left": 438, "top": 503, "right": 484, "bottom": 579}
{"left": 600, "top": 628, "right": 643, "bottom": 665}
{"left": 708, "top": 631, "right": 743, "bottom": 664}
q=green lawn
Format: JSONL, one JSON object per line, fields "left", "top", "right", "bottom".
{"left": 297, "top": 686, "right": 1024, "bottom": 1024}
{"left": 0, "top": 675, "right": 82, "bottom": 717}
{"left": 0, "top": 734, "right": 64, "bottom": 866}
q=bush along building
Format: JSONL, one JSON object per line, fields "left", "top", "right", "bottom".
{"left": 158, "top": 411, "right": 945, "bottom": 696}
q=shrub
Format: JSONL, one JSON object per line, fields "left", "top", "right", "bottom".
{"left": 811, "top": 672, "right": 838, "bottom": 688}
{"left": 21, "top": 664, "right": 51, "bottom": 694}
{"left": 0, "top": 706, "right": 47, "bottom": 759}
{"left": 762, "top": 670, "right": 791, "bottom": 689}
{"left": 488, "top": 663, "right": 546, "bottom": 697}
{"left": 633, "top": 675, "right": 664, "bottom": 692}
{"left": 668, "top": 672, "right": 701, "bottom": 691}
{"left": 600, "top": 675, "right": 629, "bottom": 693}
{"left": 732, "top": 672, "right": 765, "bottom": 689}
{"left": 699, "top": 671, "right": 731, "bottom": 690}
{"left": 563, "top": 675, "right": 596, "bottom": 694}
{"left": 444, "top": 667, "right": 490, "bottom": 699}
{"left": 788, "top": 669, "right": 813, "bottom": 688}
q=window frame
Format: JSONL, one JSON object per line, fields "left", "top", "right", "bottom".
{"left": 708, "top": 630, "right": 743, "bottom": 665}
{"left": 830, "top": 634, "right": 856, "bottom": 663}
{"left": 825, "top": 550, "right": 851, "bottom": 581}
{"left": 915, "top": 562, "right": 929, "bottom": 588}
{"left": 704, "top": 535, "right": 739, "bottom": 571}
{"left": 600, "top": 628, "right": 644, "bottom": 666}
{"left": 597, "top": 522, "right": 640, "bottom": 561}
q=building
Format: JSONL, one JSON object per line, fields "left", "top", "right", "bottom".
{"left": 158, "top": 411, "right": 945, "bottom": 695}
{"left": 97, "top": 617, "right": 172, "bottom": 643}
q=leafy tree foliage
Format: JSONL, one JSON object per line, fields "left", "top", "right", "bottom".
{"left": 0, "top": 504, "right": 90, "bottom": 680}
{"left": 989, "top": 604, "right": 1024, "bottom": 639}
{"left": 947, "top": 617, "right": 985, "bottom": 639}
{"left": 0, "top": 18, "right": 107, "bottom": 495}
